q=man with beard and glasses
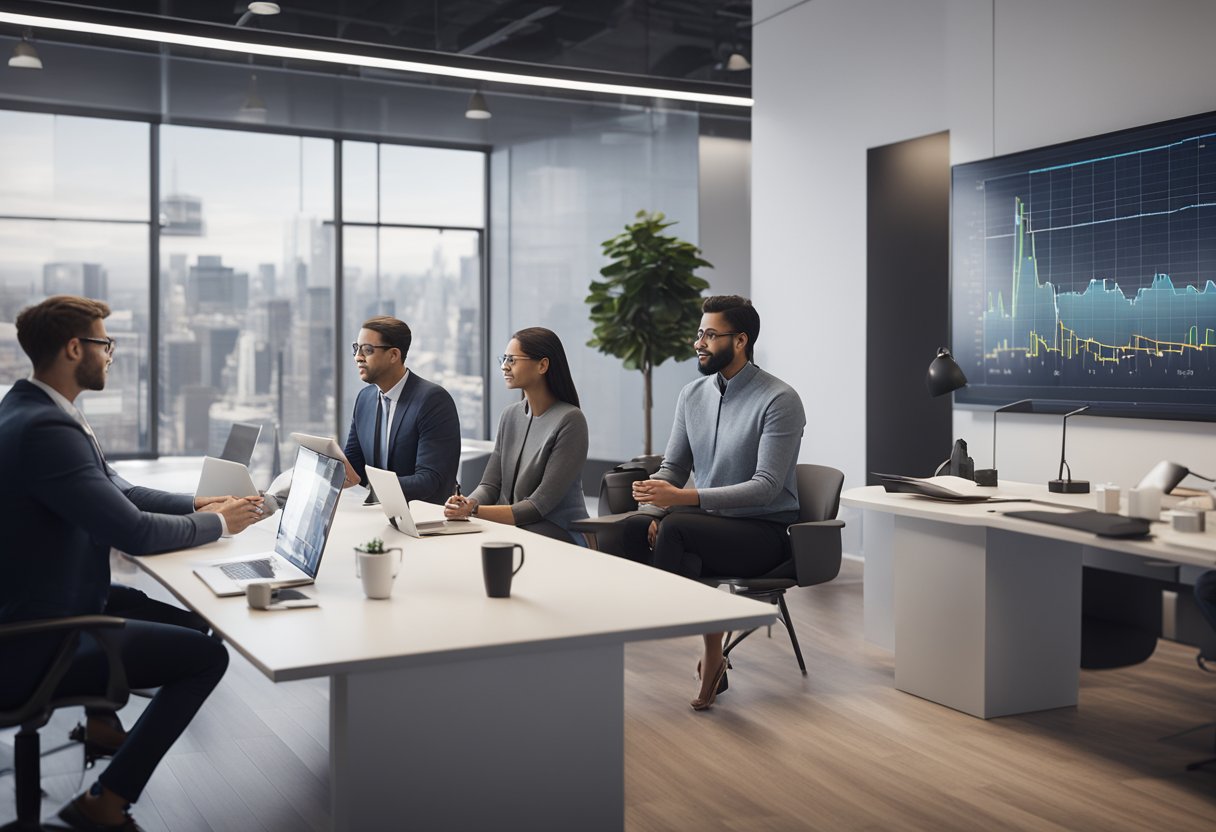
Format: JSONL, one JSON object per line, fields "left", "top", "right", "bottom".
{"left": 0, "top": 295, "right": 266, "bottom": 831}
{"left": 345, "top": 316, "right": 460, "bottom": 505}
{"left": 621, "top": 295, "right": 806, "bottom": 712}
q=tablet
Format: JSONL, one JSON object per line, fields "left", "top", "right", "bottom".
{"left": 290, "top": 432, "right": 359, "bottom": 486}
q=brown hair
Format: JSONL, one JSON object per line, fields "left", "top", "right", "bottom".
{"left": 15, "top": 295, "right": 111, "bottom": 372}
{"left": 361, "top": 316, "right": 412, "bottom": 362}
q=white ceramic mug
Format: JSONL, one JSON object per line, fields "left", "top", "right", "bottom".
{"left": 246, "top": 582, "right": 273, "bottom": 609}
{"left": 356, "top": 548, "right": 402, "bottom": 599}
{"left": 1094, "top": 483, "right": 1121, "bottom": 514}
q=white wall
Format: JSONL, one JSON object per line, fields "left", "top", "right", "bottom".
{"left": 755, "top": 0, "right": 1216, "bottom": 514}
{"left": 698, "top": 135, "right": 751, "bottom": 298}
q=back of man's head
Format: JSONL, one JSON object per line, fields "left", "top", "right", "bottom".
{"left": 361, "top": 316, "right": 412, "bottom": 362}
{"left": 16, "top": 295, "right": 111, "bottom": 372}
{"left": 701, "top": 295, "right": 760, "bottom": 362}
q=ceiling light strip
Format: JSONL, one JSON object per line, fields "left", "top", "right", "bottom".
{"left": 0, "top": 11, "right": 753, "bottom": 108}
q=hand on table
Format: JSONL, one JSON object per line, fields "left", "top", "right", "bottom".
{"left": 199, "top": 495, "right": 266, "bottom": 534}
{"left": 443, "top": 495, "right": 478, "bottom": 519}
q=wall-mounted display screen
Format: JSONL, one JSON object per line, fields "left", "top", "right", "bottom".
{"left": 951, "top": 109, "right": 1216, "bottom": 420}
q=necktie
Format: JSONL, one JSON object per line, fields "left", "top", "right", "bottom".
{"left": 372, "top": 393, "right": 384, "bottom": 471}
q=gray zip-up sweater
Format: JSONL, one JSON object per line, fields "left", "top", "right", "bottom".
{"left": 469, "top": 399, "right": 589, "bottom": 536}
{"left": 648, "top": 361, "right": 805, "bottom": 523}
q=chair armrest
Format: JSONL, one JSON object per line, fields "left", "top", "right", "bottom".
{"left": 787, "top": 519, "right": 845, "bottom": 587}
{"left": 570, "top": 511, "right": 648, "bottom": 533}
{"left": 0, "top": 615, "right": 129, "bottom": 729}
{"left": 0, "top": 615, "right": 126, "bottom": 642}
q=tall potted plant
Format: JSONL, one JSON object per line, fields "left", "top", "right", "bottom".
{"left": 586, "top": 210, "right": 711, "bottom": 456}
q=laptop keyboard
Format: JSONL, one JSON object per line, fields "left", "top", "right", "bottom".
{"left": 221, "top": 559, "right": 275, "bottom": 580}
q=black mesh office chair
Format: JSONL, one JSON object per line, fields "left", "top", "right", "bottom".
{"left": 0, "top": 616, "right": 129, "bottom": 831}
{"left": 708, "top": 464, "right": 845, "bottom": 675}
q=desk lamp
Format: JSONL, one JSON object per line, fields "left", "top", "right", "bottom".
{"left": 973, "top": 398, "right": 1034, "bottom": 487}
{"left": 925, "top": 348, "right": 974, "bottom": 479}
{"left": 1047, "top": 405, "right": 1090, "bottom": 493}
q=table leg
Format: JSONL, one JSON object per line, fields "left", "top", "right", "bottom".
{"left": 330, "top": 642, "right": 624, "bottom": 831}
{"left": 894, "top": 517, "right": 1082, "bottom": 718}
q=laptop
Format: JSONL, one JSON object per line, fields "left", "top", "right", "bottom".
{"left": 219, "top": 422, "right": 262, "bottom": 466}
{"left": 194, "top": 447, "right": 347, "bottom": 596}
{"left": 197, "top": 456, "right": 259, "bottom": 499}
{"left": 365, "top": 465, "right": 482, "bottom": 538}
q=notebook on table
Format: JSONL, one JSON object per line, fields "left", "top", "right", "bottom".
{"left": 194, "top": 447, "right": 346, "bottom": 596}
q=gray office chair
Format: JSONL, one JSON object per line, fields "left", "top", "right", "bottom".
{"left": 708, "top": 464, "right": 845, "bottom": 675}
{"left": 0, "top": 616, "right": 129, "bottom": 831}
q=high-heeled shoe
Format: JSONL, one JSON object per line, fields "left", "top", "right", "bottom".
{"left": 691, "top": 656, "right": 730, "bottom": 711}
{"left": 695, "top": 655, "right": 731, "bottom": 694}
{"left": 68, "top": 722, "right": 126, "bottom": 768}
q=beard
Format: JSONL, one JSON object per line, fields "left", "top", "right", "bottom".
{"left": 75, "top": 353, "right": 107, "bottom": 391}
{"left": 697, "top": 343, "right": 736, "bottom": 376}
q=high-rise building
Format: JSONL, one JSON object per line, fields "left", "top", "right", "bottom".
{"left": 188, "top": 256, "right": 249, "bottom": 314}
{"left": 43, "top": 262, "right": 108, "bottom": 300}
{"left": 160, "top": 193, "right": 205, "bottom": 236}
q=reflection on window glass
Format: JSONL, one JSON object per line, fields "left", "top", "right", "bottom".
{"left": 342, "top": 227, "right": 483, "bottom": 439}
{"left": 159, "top": 125, "right": 334, "bottom": 482}
{"left": 342, "top": 141, "right": 378, "bottom": 224}
{"left": 0, "top": 111, "right": 149, "bottom": 221}
{"left": 379, "top": 145, "right": 485, "bottom": 228}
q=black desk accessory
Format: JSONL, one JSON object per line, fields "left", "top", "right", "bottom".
{"left": 1004, "top": 509, "right": 1151, "bottom": 539}
{"left": 925, "top": 347, "right": 974, "bottom": 480}
{"left": 1047, "top": 405, "right": 1091, "bottom": 494}
{"left": 974, "top": 398, "right": 1033, "bottom": 487}
{"left": 873, "top": 473, "right": 1030, "bottom": 504}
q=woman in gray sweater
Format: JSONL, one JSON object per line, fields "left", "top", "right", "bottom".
{"left": 443, "top": 327, "right": 589, "bottom": 543}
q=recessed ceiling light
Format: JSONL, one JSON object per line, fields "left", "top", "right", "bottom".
{"left": 247, "top": 3, "right": 281, "bottom": 15}
{"left": 0, "top": 10, "right": 752, "bottom": 108}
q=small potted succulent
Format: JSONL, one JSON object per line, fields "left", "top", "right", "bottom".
{"left": 356, "top": 537, "right": 386, "bottom": 555}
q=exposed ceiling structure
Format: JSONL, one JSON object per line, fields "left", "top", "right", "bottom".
{"left": 17, "top": 1, "right": 753, "bottom": 87}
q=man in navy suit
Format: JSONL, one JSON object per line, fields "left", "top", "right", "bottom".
{"left": 345, "top": 316, "right": 461, "bottom": 505}
{"left": 0, "top": 295, "right": 265, "bottom": 831}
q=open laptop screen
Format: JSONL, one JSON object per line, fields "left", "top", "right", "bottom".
{"left": 274, "top": 447, "right": 346, "bottom": 578}
{"left": 219, "top": 422, "right": 262, "bottom": 466}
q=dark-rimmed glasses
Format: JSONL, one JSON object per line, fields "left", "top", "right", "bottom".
{"left": 498, "top": 354, "right": 538, "bottom": 367}
{"left": 352, "top": 342, "right": 395, "bottom": 357}
{"left": 692, "top": 330, "right": 740, "bottom": 345}
{"left": 80, "top": 336, "right": 116, "bottom": 356}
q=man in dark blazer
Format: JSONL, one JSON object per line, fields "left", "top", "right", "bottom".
{"left": 345, "top": 315, "right": 461, "bottom": 505}
{"left": 0, "top": 295, "right": 265, "bottom": 831}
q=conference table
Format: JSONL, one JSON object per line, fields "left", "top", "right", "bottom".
{"left": 128, "top": 486, "right": 776, "bottom": 831}
{"left": 843, "top": 480, "right": 1216, "bottom": 719}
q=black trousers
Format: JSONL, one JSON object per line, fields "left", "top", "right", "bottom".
{"left": 1196, "top": 570, "right": 1216, "bottom": 643}
{"left": 620, "top": 511, "right": 790, "bottom": 579}
{"left": 54, "top": 617, "right": 228, "bottom": 803}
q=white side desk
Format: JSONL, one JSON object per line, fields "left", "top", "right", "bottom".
{"left": 842, "top": 482, "right": 1216, "bottom": 720}
{"left": 131, "top": 490, "right": 776, "bottom": 831}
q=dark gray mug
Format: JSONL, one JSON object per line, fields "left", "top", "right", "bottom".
{"left": 481, "top": 541, "right": 525, "bottom": 598}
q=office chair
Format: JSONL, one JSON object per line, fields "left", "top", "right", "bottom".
{"left": 0, "top": 616, "right": 129, "bottom": 831}
{"left": 707, "top": 464, "right": 845, "bottom": 675}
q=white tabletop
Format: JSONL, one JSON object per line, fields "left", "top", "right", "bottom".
{"left": 131, "top": 489, "right": 778, "bottom": 682}
{"left": 842, "top": 481, "right": 1216, "bottom": 569}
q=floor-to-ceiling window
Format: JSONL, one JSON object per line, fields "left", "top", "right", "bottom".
{"left": 0, "top": 109, "right": 488, "bottom": 468}
{"left": 0, "top": 111, "right": 153, "bottom": 454}
{"left": 158, "top": 125, "right": 335, "bottom": 473}
{"left": 341, "top": 142, "right": 486, "bottom": 440}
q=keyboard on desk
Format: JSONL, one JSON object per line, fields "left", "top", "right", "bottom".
{"left": 220, "top": 559, "right": 275, "bottom": 580}
{"left": 1004, "top": 509, "right": 1152, "bottom": 539}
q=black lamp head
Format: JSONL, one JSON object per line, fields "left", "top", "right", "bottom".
{"left": 926, "top": 347, "right": 968, "bottom": 397}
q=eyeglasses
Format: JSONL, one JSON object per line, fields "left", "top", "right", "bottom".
{"left": 692, "top": 330, "right": 740, "bottom": 345}
{"left": 352, "top": 342, "right": 395, "bottom": 357}
{"left": 498, "top": 354, "right": 539, "bottom": 367}
{"left": 80, "top": 336, "right": 116, "bottom": 356}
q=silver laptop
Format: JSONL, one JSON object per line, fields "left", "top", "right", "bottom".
{"left": 365, "top": 465, "right": 481, "bottom": 537}
{"left": 219, "top": 422, "right": 262, "bottom": 466}
{"left": 195, "top": 447, "right": 347, "bottom": 596}
{"left": 196, "top": 456, "right": 259, "bottom": 499}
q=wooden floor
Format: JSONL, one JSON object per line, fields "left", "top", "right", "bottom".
{"left": 3, "top": 558, "right": 1214, "bottom": 830}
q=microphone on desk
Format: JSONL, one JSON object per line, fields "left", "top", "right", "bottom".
{"left": 1047, "top": 405, "right": 1091, "bottom": 494}
{"left": 974, "top": 398, "right": 1034, "bottom": 487}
